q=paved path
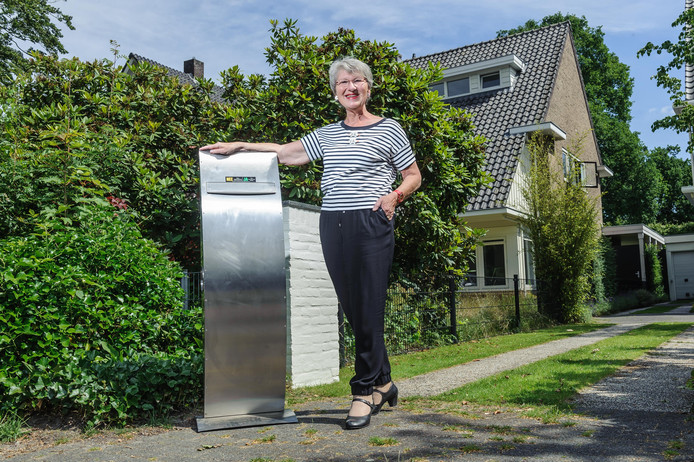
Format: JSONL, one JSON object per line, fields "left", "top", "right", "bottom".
{"left": 400, "top": 304, "right": 693, "bottom": 398}
{"left": 3, "top": 304, "right": 694, "bottom": 461}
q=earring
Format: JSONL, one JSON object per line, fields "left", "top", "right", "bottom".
{"left": 334, "top": 96, "right": 339, "bottom": 101}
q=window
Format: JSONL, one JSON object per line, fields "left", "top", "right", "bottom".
{"left": 523, "top": 239, "right": 535, "bottom": 283}
{"left": 464, "top": 258, "right": 478, "bottom": 287}
{"left": 481, "top": 71, "right": 500, "bottom": 89}
{"left": 447, "top": 77, "right": 470, "bottom": 96}
{"left": 562, "top": 149, "right": 586, "bottom": 185}
{"left": 430, "top": 77, "right": 470, "bottom": 98}
{"left": 483, "top": 241, "right": 506, "bottom": 286}
{"left": 430, "top": 82, "right": 444, "bottom": 97}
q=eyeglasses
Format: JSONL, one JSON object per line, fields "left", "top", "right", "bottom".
{"left": 336, "top": 78, "right": 367, "bottom": 88}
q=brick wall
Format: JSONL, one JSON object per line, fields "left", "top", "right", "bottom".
{"left": 545, "top": 37, "right": 604, "bottom": 221}
{"left": 283, "top": 201, "right": 340, "bottom": 387}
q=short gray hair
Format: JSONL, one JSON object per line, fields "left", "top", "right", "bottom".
{"left": 328, "top": 57, "right": 373, "bottom": 94}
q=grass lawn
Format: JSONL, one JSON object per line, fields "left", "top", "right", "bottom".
{"left": 287, "top": 323, "right": 609, "bottom": 404}
{"left": 424, "top": 322, "right": 693, "bottom": 421}
{"left": 631, "top": 303, "right": 690, "bottom": 315}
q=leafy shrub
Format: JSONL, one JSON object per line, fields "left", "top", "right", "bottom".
{"left": 635, "top": 289, "right": 657, "bottom": 307}
{"left": 595, "top": 289, "right": 661, "bottom": 315}
{"left": 644, "top": 243, "right": 665, "bottom": 298}
{"left": 0, "top": 203, "right": 202, "bottom": 427}
{"left": 600, "top": 237, "right": 618, "bottom": 299}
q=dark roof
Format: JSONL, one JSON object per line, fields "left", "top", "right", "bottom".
{"left": 127, "top": 53, "right": 226, "bottom": 103}
{"left": 407, "top": 22, "right": 571, "bottom": 212}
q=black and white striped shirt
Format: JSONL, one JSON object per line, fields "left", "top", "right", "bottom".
{"left": 300, "top": 118, "right": 415, "bottom": 211}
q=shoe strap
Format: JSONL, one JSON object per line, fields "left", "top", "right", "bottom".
{"left": 352, "top": 397, "right": 375, "bottom": 410}
{"left": 373, "top": 385, "right": 392, "bottom": 397}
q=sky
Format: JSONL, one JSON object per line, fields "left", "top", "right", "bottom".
{"left": 55, "top": 0, "right": 691, "bottom": 159}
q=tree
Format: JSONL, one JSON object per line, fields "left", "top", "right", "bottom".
{"left": 499, "top": 13, "right": 662, "bottom": 225}
{"left": 638, "top": 9, "right": 694, "bottom": 154}
{"left": 520, "top": 134, "right": 601, "bottom": 323}
{"left": 0, "top": 0, "right": 74, "bottom": 84}
{"left": 591, "top": 110, "right": 662, "bottom": 224}
{"left": 0, "top": 53, "right": 227, "bottom": 270}
{"left": 637, "top": 9, "right": 694, "bottom": 231}
{"left": 648, "top": 145, "right": 694, "bottom": 224}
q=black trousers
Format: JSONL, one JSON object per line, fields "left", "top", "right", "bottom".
{"left": 320, "top": 209, "right": 394, "bottom": 396}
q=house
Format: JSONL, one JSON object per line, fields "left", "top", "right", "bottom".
{"left": 407, "top": 22, "right": 611, "bottom": 289}
{"left": 125, "top": 53, "right": 226, "bottom": 103}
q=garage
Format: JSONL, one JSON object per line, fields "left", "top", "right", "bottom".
{"left": 665, "top": 234, "right": 694, "bottom": 301}
{"left": 672, "top": 251, "right": 694, "bottom": 299}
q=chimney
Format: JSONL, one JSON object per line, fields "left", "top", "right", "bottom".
{"left": 184, "top": 58, "right": 204, "bottom": 79}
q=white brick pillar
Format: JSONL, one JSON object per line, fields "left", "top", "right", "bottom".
{"left": 283, "top": 201, "right": 340, "bottom": 387}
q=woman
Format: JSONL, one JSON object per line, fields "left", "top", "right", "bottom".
{"left": 202, "top": 57, "right": 421, "bottom": 430}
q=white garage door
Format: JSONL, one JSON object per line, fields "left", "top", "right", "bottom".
{"left": 673, "top": 251, "right": 694, "bottom": 300}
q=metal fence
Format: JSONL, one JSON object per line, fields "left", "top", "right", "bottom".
{"left": 181, "top": 272, "right": 541, "bottom": 366}
{"left": 181, "top": 270, "right": 203, "bottom": 310}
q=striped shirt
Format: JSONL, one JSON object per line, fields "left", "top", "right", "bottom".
{"left": 300, "top": 118, "right": 415, "bottom": 211}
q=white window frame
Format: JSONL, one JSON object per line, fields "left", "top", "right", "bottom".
{"left": 431, "top": 76, "right": 471, "bottom": 98}
{"left": 481, "top": 71, "right": 501, "bottom": 89}
{"left": 562, "top": 148, "right": 586, "bottom": 185}
{"left": 482, "top": 239, "right": 507, "bottom": 287}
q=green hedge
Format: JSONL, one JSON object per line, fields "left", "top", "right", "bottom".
{"left": 0, "top": 203, "right": 202, "bottom": 427}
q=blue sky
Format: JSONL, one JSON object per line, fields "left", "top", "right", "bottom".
{"left": 57, "top": 0, "right": 690, "bottom": 159}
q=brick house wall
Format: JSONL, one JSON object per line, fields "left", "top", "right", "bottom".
{"left": 544, "top": 37, "right": 604, "bottom": 222}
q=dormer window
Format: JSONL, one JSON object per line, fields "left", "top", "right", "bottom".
{"left": 448, "top": 77, "right": 470, "bottom": 96}
{"left": 481, "top": 71, "right": 500, "bottom": 89}
{"left": 430, "top": 54, "right": 525, "bottom": 99}
{"left": 430, "top": 77, "right": 470, "bottom": 98}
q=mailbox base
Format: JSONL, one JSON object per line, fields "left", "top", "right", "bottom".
{"left": 196, "top": 409, "right": 298, "bottom": 432}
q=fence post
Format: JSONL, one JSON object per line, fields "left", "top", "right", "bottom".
{"left": 448, "top": 270, "right": 458, "bottom": 342}
{"left": 181, "top": 269, "right": 190, "bottom": 310}
{"left": 514, "top": 274, "right": 521, "bottom": 329}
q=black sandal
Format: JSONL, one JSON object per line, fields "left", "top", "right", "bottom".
{"left": 372, "top": 383, "right": 398, "bottom": 415}
{"left": 345, "top": 397, "right": 375, "bottom": 430}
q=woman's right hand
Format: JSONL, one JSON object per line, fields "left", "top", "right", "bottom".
{"left": 199, "top": 142, "right": 246, "bottom": 156}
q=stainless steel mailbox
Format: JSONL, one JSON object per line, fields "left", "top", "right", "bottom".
{"left": 196, "top": 150, "right": 297, "bottom": 432}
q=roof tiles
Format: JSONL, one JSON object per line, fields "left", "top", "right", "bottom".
{"left": 407, "top": 22, "right": 570, "bottom": 211}
{"left": 128, "top": 53, "right": 226, "bottom": 103}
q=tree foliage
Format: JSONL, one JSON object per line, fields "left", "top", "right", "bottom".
{"left": 638, "top": 9, "right": 694, "bottom": 153}
{"left": 0, "top": 0, "right": 74, "bottom": 84}
{"left": 499, "top": 13, "right": 662, "bottom": 225}
{"left": 648, "top": 145, "right": 694, "bottom": 224}
{"left": 637, "top": 9, "right": 694, "bottom": 230}
{"left": 520, "top": 134, "right": 601, "bottom": 323}
{"left": 0, "top": 51, "right": 228, "bottom": 270}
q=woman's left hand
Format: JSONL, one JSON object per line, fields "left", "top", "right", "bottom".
{"left": 373, "top": 192, "right": 399, "bottom": 221}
